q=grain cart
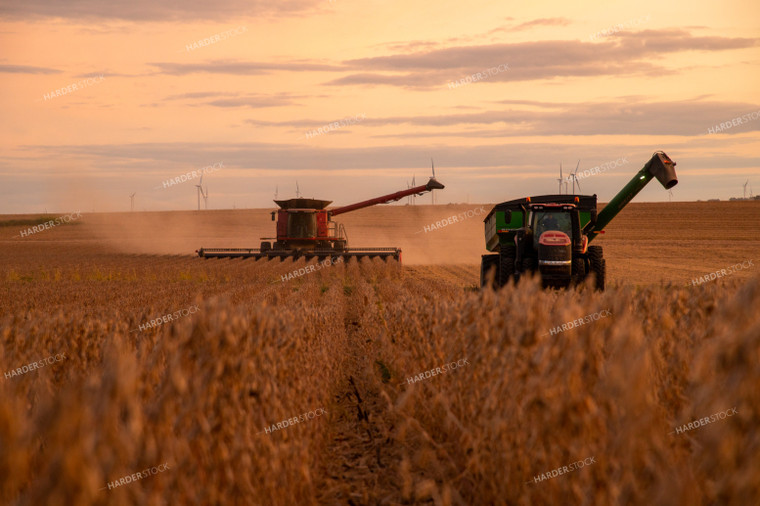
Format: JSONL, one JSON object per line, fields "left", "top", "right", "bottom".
{"left": 480, "top": 151, "right": 677, "bottom": 290}
{"left": 197, "top": 175, "right": 444, "bottom": 262}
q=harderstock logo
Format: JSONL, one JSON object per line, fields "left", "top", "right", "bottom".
{"left": 100, "top": 463, "right": 171, "bottom": 491}
{"left": 3, "top": 353, "right": 67, "bottom": 380}
{"left": 16, "top": 211, "right": 82, "bottom": 238}
{"left": 669, "top": 407, "right": 738, "bottom": 435}
{"left": 526, "top": 456, "right": 597, "bottom": 485}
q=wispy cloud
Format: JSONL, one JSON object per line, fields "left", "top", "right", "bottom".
{"left": 0, "top": 64, "right": 60, "bottom": 74}
{"left": 0, "top": 0, "right": 322, "bottom": 21}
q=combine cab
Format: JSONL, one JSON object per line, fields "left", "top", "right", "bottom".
{"left": 198, "top": 175, "right": 444, "bottom": 262}
{"left": 481, "top": 151, "right": 678, "bottom": 290}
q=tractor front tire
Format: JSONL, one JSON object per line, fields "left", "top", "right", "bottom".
{"left": 588, "top": 245, "right": 606, "bottom": 291}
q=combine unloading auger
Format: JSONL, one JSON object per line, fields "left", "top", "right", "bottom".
{"left": 197, "top": 175, "right": 444, "bottom": 262}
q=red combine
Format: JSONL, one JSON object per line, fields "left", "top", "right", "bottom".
{"left": 197, "top": 175, "right": 444, "bottom": 261}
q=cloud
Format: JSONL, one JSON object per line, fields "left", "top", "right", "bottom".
{"left": 0, "top": 0, "right": 321, "bottom": 21}
{"left": 149, "top": 60, "right": 343, "bottom": 76}
{"left": 489, "top": 17, "right": 572, "bottom": 34}
{"left": 0, "top": 64, "right": 60, "bottom": 74}
{"left": 357, "top": 98, "right": 760, "bottom": 136}
{"left": 161, "top": 91, "right": 304, "bottom": 108}
{"left": 326, "top": 30, "right": 758, "bottom": 88}
{"left": 10, "top": 138, "right": 759, "bottom": 177}
{"left": 132, "top": 30, "right": 757, "bottom": 90}
{"left": 236, "top": 97, "right": 760, "bottom": 137}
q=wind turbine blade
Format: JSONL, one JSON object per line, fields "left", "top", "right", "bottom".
{"left": 431, "top": 158, "right": 436, "bottom": 178}
{"left": 574, "top": 160, "right": 580, "bottom": 174}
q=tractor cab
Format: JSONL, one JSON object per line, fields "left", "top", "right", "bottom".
{"left": 528, "top": 203, "right": 582, "bottom": 250}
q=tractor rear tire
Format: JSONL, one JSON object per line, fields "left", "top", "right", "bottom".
{"left": 480, "top": 254, "right": 499, "bottom": 289}
{"left": 498, "top": 245, "right": 516, "bottom": 287}
{"left": 588, "top": 246, "right": 605, "bottom": 291}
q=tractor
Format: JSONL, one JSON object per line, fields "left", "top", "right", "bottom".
{"left": 480, "top": 151, "right": 678, "bottom": 290}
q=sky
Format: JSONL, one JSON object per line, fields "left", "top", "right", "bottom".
{"left": 1, "top": 0, "right": 759, "bottom": 213}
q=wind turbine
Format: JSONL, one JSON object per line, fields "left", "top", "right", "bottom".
{"left": 743, "top": 180, "right": 749, "bottom": 199}
{"left": 274, "top": 185, "right": 279, "bottom": 200}
{"left": 129, "top": 193, "right": 135, "bottom": 212}
{"left": 412, "top": 174, "right": 416, "bottom": 205}
{"left": 202, "top": 186, "right": 208, "bottom": 209}
{"left": 195, "top": 174, "right": 204, "bottom": 210}
{"left": 570, "top": 160, "right": 581, "bottom": 194}
{"left": 296, "top": 181, "right": 301, "bottom": 198}
{"left": 557, "top": 163, "right": 564, "bottom": 194}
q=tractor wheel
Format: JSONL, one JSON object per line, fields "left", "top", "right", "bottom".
{"left": 480, "top": 254, "right": 499, "bottom": 288}
{"left": 260, "top": 241, "right": 271, "bottom": 252}
{"left": 520, "top": 256, "right": 536, "bottom": 278}
{"left": 588, "top": 246, "right": 605, "bottom": 291}
{"left": 572, "top": 257, "right": 585, "bottom": 284}
{"left": 498, "top": 245, "right": 516, "bottom": 287}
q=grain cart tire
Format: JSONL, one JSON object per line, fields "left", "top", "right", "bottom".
{"left": 588, "top": 246, "right": 605, "bottom": 291}
{"left": 480, "top": 254, "right": 499, "bottom": 289}
{"left": 572, "top": 257, "right": 585, "bottom": 285}
{"left": 498, "top": 245, "right": 516, "bottom": 287}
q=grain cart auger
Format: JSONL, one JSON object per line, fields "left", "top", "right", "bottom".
{"left": 480, "top": 151, "right": 677, "bottom": 290}
{"left": 197, "top": 174, "right": 444, "bottom": 262}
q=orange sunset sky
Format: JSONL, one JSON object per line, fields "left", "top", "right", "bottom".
{"left": 1, "top": 0, "right": 759, "bottom": 213}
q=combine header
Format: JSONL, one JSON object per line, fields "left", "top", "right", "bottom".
{"left": 197, "top": 175, "right": 444, "bottom": 261}
{"left": 481, "top": 151, "right": 678, "bottom": 290}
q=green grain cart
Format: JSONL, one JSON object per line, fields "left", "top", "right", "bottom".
{"left": 481, "top": 151, "right": 678, "bottom": 290}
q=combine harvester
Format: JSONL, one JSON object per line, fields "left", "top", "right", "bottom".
{"left": 197, "top": 174, "right": 444, "bottom": 262}
{"left": 481, "top": 151, "right": 678, "bottom": 290}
